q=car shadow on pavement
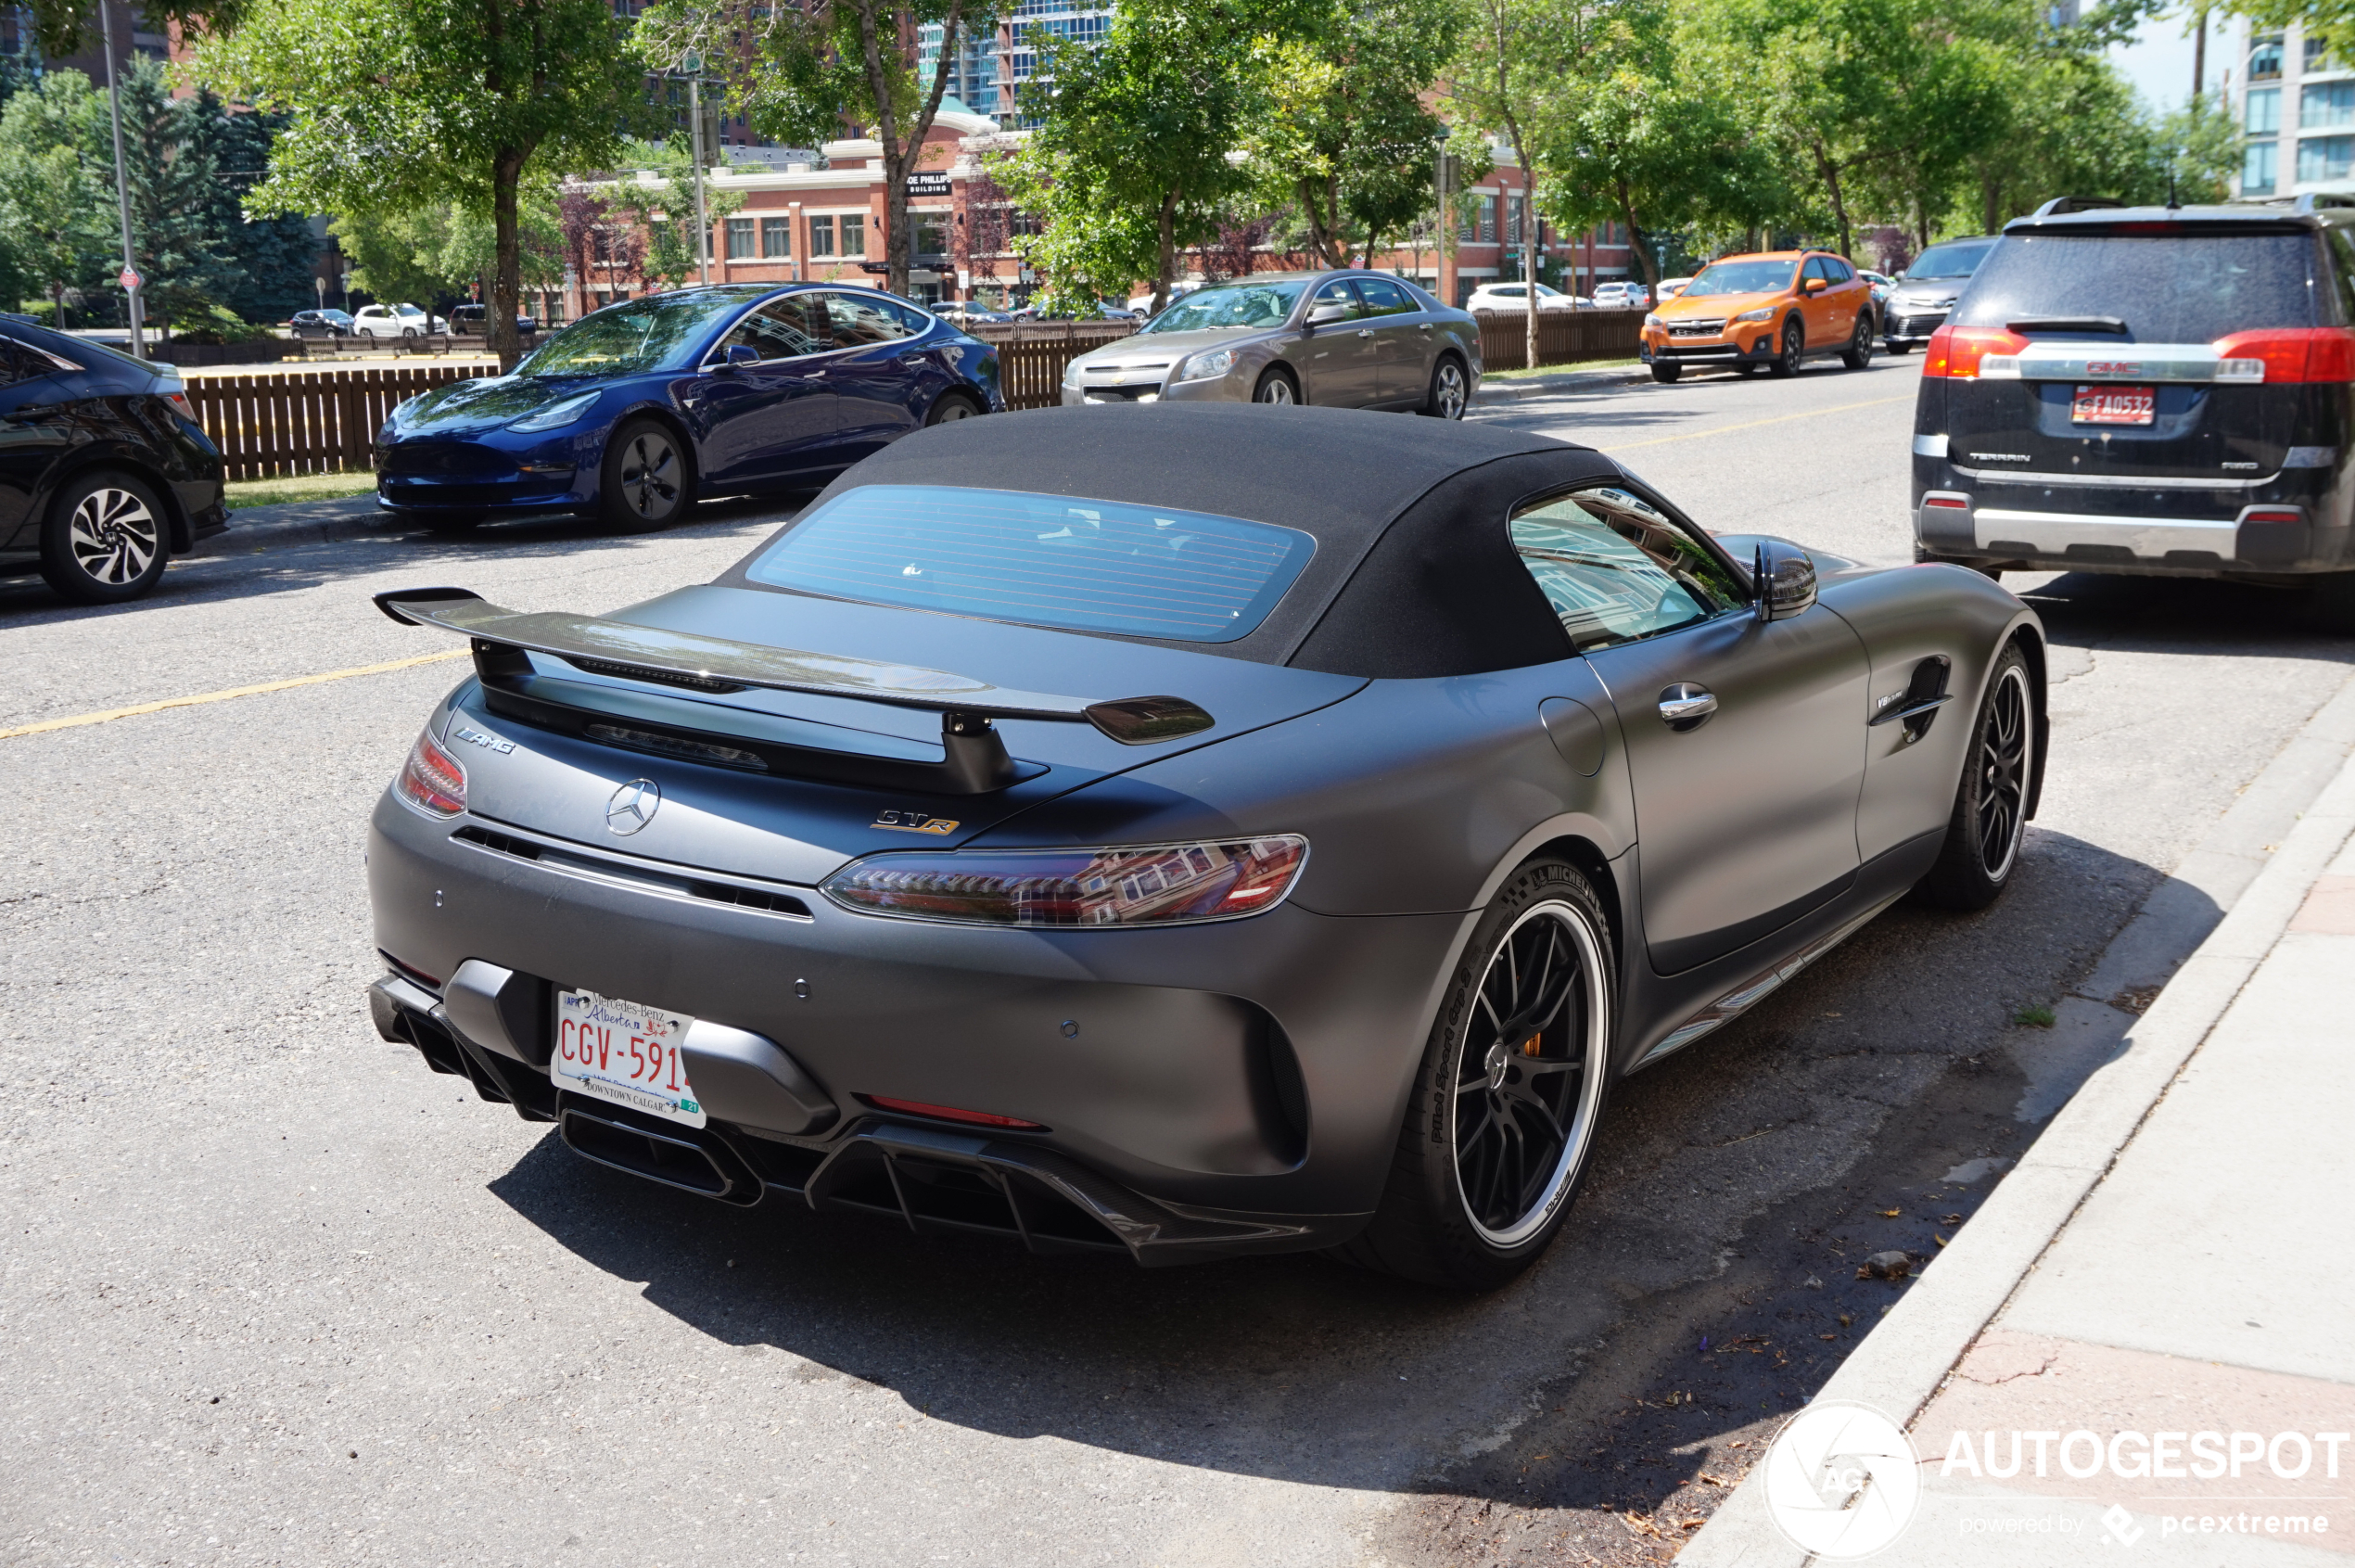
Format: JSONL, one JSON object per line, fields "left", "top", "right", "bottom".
{"left": 2016, "top": 568, "right": 2355, "bottom": 668}
{"left": 0, "top": 492, "right": 809, "bottom": 624}
{"left": 478, "top": 826, "right": 2181, "bottom": 1511}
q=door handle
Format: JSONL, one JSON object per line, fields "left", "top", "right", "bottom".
{"left": 1657, "top": 682, "right": 1717, "bottom": 729}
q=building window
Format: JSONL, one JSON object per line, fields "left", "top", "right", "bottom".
{"left": 1477, "top": 196, "right": 1496, "bottom": 244}
{"left": 762, "top": 217, "right": 792, "bottom": 258}
{"left": 2298, "top": 134, "right": 2354, "bottom": 183}
{"left": 2251, "top": 36, "right": 2283, "bottom": 82}
{"left": 2250, "top": 86, "right": 2281, "bottom": 134}
{"left": 2246, "top": 140, "right": 2279, "bottom": 195}
{"left": 809, "top": 215, "right": 835, "bottom": 257}
{"left": 1507, "top": 195, "right": 1523, "bottom": 246}
{"left": 839, "top": 214, "right": 867, "bottom": 257}
{"left": 2307, "top": 35, "right": 2336, "bottom": 71}
{"left": 726, "top": 217, "right": 755, "bottom": 259}
{"left": 915, "top": 214, "right": 950, "bottom": 255}
{"left": 2304, "top": 80, "right": 2355, "bottom": 128}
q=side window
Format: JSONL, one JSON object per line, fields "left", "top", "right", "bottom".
{"left": 1309, "top": 279, "right": 1366, "bottom": 319}
{"left": 815, "top": 290, "right": 917, "bottom": 347}
{"left": 1356, "top": 277, "right": 1415, "bottom": 316}
{"left": 0, "top": 337, "right": 27, "bottom": 386}
{"left": 1802, "top": 257, "right": 1831, "bottom": 286}
{"left": 1509, "top": 487, "right": 1745, "bottom": 651}
{"left": 715, "top": 297, "right": 826, "bottom": 363}
{"left": 1823, "top": 257, "right": 1854, "bottom": 283}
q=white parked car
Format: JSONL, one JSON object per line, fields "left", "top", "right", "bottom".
{"left": 1466, "top": 282, "right": 1584, "bottom": 313}
{"left": 1656, "top": 276, "right": 1693, "bottom": 301}
{"left": 1592, "top": 281, "right": 1650, "bottom": 309}
{"left": 352, "top": 303, "right": 448, "bottom": 340}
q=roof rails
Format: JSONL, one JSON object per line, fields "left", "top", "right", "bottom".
{"left": 2295, "top": 192, "right": 2355, "bottom": 212}
{"left": 2030, "top": 197, "right": 2127, "bottom": 218}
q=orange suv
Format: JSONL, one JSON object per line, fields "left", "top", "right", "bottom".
{"left": 1638, "top": 250, "right": 1878, "bottom": 384}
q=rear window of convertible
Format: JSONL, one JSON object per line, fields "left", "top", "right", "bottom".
{"left": 745, "top": 484, "right": 1316, "bottom": 643}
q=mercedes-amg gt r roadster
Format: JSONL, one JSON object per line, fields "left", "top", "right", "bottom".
{"left": 365, "top": 405, "right": 2046, "bottom": 1290}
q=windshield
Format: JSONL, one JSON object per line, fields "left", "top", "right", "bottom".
{"left": 745, "top": 484, "right": 1315, "bottom": 643}
{"left": 1683, "top": 260, "right": 1798, "bottom": 297}
{"left": 1906, "top": 240, "right": 1996, "bottom": 280}
{"left": 1140, "top": 280, "right": 1313, "bottom": 332}
{"left": 1951, "top": 233, "right": 2316, "bottom": 340}
{"left": 515, "top": 292, "right": 745, "bottom": 376}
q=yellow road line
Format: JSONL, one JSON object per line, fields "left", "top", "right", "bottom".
{"left": 1597, "top": 393, "right": 1915, "bottom": 452}
{"left": 0, "top": 649, "right": 471, "bottom": 741}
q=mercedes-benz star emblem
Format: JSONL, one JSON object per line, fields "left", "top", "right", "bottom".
{"left": 605, "top": 778, "right": 661, "bottom": 835}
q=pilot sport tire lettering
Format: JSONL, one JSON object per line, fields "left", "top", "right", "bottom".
{"left": 1336, "top": 859, "right": 1615, "bottom": 1291}
{"left": 1422, "top": 356, "right": 1470, "bottom": 419}
{"left": 1649, "top": 362, "right": 1682, "bottom": 385}
{"left": 1840, "top": 312, "right": 1875, "bottom": 370}
{"left": 1771, "top": 318, "right": 1803, "bottom": 377}
{"left": 1254, "top": 367, "right": 1299, "bottom": 405}
{"left": 39, "top": 470, "right": 169, "bottom": 605}
{"left": 598, "top": 417, "right": 689, "bottom": 530}
{"left": 1915, "top": 644, "right": 2035, "bottom": 911}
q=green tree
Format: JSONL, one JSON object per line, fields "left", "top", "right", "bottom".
{"left": 1245, "top": 0, "right": 1461, "bottom": 271}
{"left": 185, "top": 96, "right": 325, "bottom": 322}
{"left": 197, "top": 0, "right": 658, "bottom": 367}
{"left": 601, "top": 136, "right": 745, "bottom": 290}
{"left": 633, "top": 0, "right": 1000, "bottom": 300}
{"left": 0, "top": 69, "right": 111, "bottom": 319}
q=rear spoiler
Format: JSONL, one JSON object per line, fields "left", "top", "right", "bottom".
{"left": 372, "top": 587, "right": 1215, "bottom": 793}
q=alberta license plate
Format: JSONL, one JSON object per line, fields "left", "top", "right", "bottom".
{"left": 551, "top": 988, "right": 705, "bottom": 1127}
{"left": 2072, "top": 385, "right": 2155, "bottom": 426}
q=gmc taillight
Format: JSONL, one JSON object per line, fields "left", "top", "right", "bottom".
{"left": 1922, "top": 325, "right": 2029, "bottom": 379}
{"left": 2209, "top": 328, "right": 2355, "bottom": 384}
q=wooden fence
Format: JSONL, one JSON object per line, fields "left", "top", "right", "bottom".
{"left": 184, "top": 364, "right": 499, "bottom": 481}
{"left": 1475, "top": 307, "right": 1648, "bottom": 371}
{"left": 183, "top": 313, "right": 1638, "bottom": 479}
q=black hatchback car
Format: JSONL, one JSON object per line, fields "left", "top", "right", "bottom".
{"left": 0, "top": 316, "right": 228, "bottom": 604}
{"left": 1912, "top": 195, "right": 2355, "bottom": 626}
{"left": 288, "top": 309, "right": 355, "bottom": 339}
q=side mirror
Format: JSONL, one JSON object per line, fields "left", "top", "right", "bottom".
{"left": 1305, "top": 301, "right": 1350, "bottom": 326}
{"left": 1801, "top": 276, "right": 1828, "bottom": 295}
{"left": 718, "top": 343, "right": 761, "bottom": 370}
{"left": 1753, "top": 540, "right": 1817, "bottom": 621}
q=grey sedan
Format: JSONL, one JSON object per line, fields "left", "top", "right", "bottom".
{"left": 1061, "top": 270, "right": 1483, "bottom": 417}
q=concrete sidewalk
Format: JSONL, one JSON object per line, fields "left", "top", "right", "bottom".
{"left": 1680, "top": 751, "right": 2355, "bottom": 1565}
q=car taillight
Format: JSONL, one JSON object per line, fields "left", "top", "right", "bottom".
{"left": 1921, "top": 325, "right": 2029, "bottom": 379}
{"left": 862, "top": 1096, "right": 1045, "bottom": 1129}
{"left": 821, "top": 836, "right": 1309, "bottom": 927}
{"left": 165, "top": 391, "right": 197, "bottom": 421}
{"left": 2209, "top": 328, "right": 2355, "bottom": 384}
{"left": 397, "top": 727, "right": 466, "bottom": 815}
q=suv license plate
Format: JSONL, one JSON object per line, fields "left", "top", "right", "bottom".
{"left": 2073, "top": 385, "right": 2155, "bottom": 426}
{"left": 552, "top": 988, "right": 705, "bottom": 1127}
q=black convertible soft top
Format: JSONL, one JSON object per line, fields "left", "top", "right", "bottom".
{"left": 718, "top": 403, "right": 1624, "bottom": 678}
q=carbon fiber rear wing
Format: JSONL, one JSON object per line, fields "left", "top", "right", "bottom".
{"left": 373, "top": 587, "right": 1215, "bottom": 794}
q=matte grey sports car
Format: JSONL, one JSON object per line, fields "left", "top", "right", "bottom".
{"left": 1062, "top": 271, "right": 1483, "bottom": 418}
{"left": 364, "top": 405, "right": 2046, "bottom": 1290}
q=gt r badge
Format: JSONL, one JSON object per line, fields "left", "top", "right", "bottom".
{"left": 872, "top": 809, "right": 959, "bottom": 835}
{"left": 606, "top": 778, "right": 661, "bottom": 835}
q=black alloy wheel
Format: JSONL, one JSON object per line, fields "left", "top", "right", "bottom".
{"left": 925, "top": 393, "right": 982, "bottom": 425}
{"left": 1422, "top": 356, "right": 1469, "bottom": 418}
{"left": 1916, "top": 645, "right": 2035, "bottom": 910}
{"left": 599, "top": 418, "right": 688, "bottom": 530}
{"left": 1336, "top": 859, "right": 1614, "bottom": 1290}
{"left": 1840, "top": 312, "right": 1876, "bottom": 370}
{"left": 1770, "top": 317, "right": 1803, "bottom": 377}
{"left": 39, "top": 472, "right": 169, "bottom": 604}
{"left": 1254, "top": 367, "right": 1299, "bottom": 405}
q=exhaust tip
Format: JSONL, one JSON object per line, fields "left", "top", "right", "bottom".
{"left": 559, "top": 1104, "right": 758, "bottom": 1204}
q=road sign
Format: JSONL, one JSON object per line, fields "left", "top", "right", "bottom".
{"left": 119, "top": 268, "right": 141, "bottom": 290}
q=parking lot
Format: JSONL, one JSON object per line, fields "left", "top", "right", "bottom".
{"left": 5, "top": 355, "right": 2351, "bottom": 1567}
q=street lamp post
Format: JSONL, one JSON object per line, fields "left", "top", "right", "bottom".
{"left": 789, "top": 201, "right": 802, "bottom": 283}
{"left": 99, "top": 0, "right": 144, "bottom": 359}
{"left": 677, "top": 54, "right": 712, "bottom": 287}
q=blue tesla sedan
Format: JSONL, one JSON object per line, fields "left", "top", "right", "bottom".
{"left": 373, "top": 284, "right": 1003, "bottom": 529}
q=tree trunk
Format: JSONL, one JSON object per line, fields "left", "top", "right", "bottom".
{"left": 1521, "top": 195, "right": 1537, "bottom": 372}
{"left": 861, "top": 0, "right": 965, "bottom": 301}
{"left": 1981, "top": 169, "right": 2001, "bottom": 237}
{"left": 1154, "top": 188, "right": 1178, "bottom": 312}
{"left": 1615, "top": 180, "right": 1658, "bottom": 287}
{"left": 1808, "top": 136, "right": 1851, "bottom": 259}
{"left": 490, "top": 145, "right": 530, "bottom": 371}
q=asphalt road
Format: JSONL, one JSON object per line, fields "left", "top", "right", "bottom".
{"left": 4, "top": 355, "right": 2349, "bottom": 1568}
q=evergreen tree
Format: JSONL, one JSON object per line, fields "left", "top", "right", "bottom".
{"left": 185, "top": 95, "right": 320, "bottom": 323}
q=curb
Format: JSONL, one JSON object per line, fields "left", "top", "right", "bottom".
{"left": 1472, "top": 363, "right": 1647, "bottom": 403}
{"left": 1676, "top": 679, "right": 2355, "bottom": 1567}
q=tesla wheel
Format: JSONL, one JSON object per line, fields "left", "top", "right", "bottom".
{"left": 925, "top": 392, "right": 983, "bottom": 426}
{"left": 599, "top": 418, "right": 689, "bottom": 530}
{"left": 1421, "top": 356, "right": 1469, "bottom": 418}
{"left": 1337, "top": 859, "right": 1615, "bottom": 1291}
{"left": 39, "top": 472, "right": 169, "bottom": 604}
{"left": 1254, "top": 367, "right": 1298, "bottom": 405}
{"left": 1649, "top": 362, "right": 1681, "bottom": 384}
{"left": 1840, "top": 314, "right": 1875, "bottom": 370}
{"left": 1916, "top": 644, "right": 2035, "bottom": 911}
{"left": 1770, "top": 318, "right": 1803, "bottom": 377}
